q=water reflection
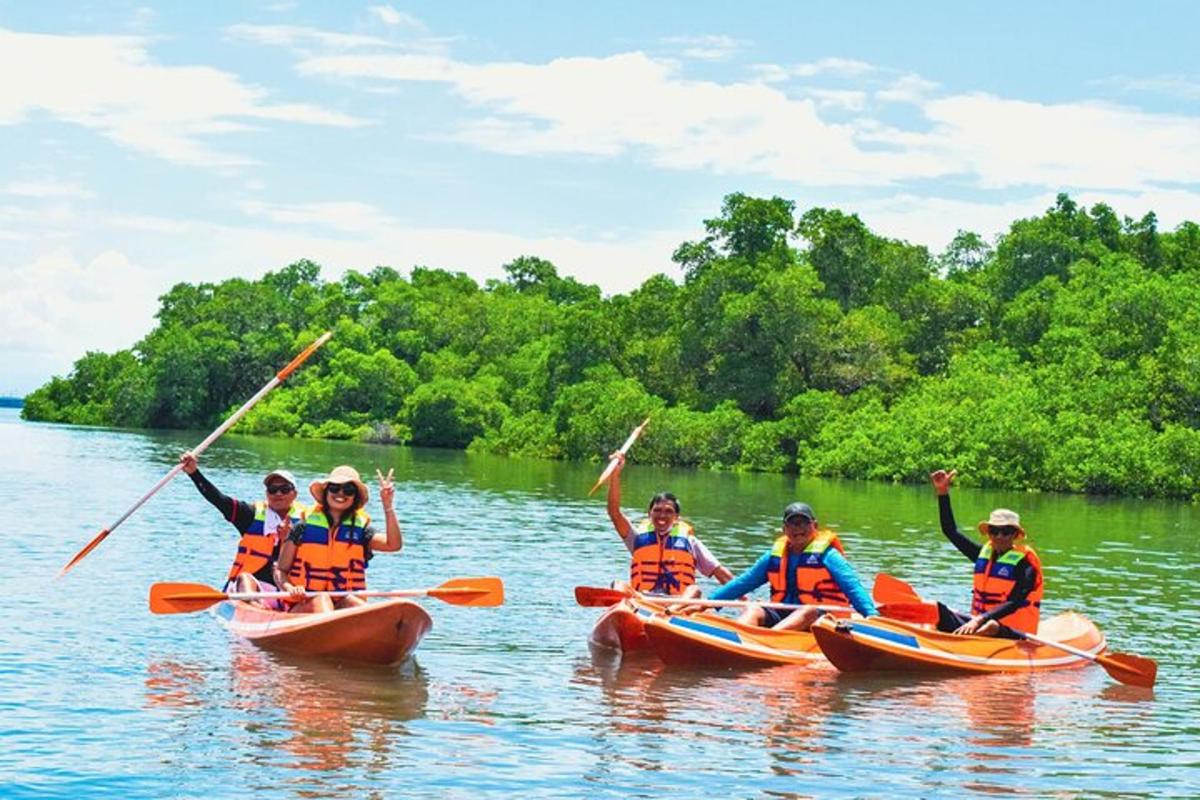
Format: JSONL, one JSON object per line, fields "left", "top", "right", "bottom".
{"left": 145, "top": 643, "right": 429, "bottom": 793}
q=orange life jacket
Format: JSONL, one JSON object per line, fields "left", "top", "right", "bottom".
{"left": 226, "top": 502, "right": 306, "bottom": 583}
{"left": 766, "top": 531, "right": 849, "bottom": 605}
{"left": 629, "top": 520, "right": 698, "bottom": 596}
{"left": 972, "top": 542, "right": 1043, "bottom": 634}
{"left": 288, "top": 506, "right": 372, "bottom": 592}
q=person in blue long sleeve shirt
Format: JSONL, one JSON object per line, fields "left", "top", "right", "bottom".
{"left": 709, "top": 502, "right": 877, "bottom": 631}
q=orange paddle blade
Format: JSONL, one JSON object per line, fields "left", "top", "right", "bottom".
{"left": 878, "top": 601, "right": 938, "bottom": 624}
{"left": 58, "top": 528, "right": 111, "bottom": 578}
{"left": 1099, "top": 652, "right": 1158, "bottom": 689}
{"left": 874, "top": 573, "right": 923, "bottom": 604}
{"left": 574, "top": 586, "right": 630, "bottom": 607}
{"left": 149, "top": 582, "right": 228, "bottom": 614}
{"left": 429, "top": 576, "right": 504, "bottom": 606}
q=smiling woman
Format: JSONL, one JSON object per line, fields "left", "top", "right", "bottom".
{"left": 276, "top": 464, "right": 403, "bottom": 614}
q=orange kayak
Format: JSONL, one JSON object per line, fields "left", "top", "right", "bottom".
{"left": 589, "top": 598, "right": 654, "bottom": 652}
{"left": 642, "top": 607, "right": 824, "bottom": 668}
{"left": 811, "top": 611, "right": 1106, "bottom": 675}
{"left": 214, "top": 598, "right": 432, "bottom": 666}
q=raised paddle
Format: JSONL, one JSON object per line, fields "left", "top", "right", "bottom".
{"left": 150, "top": 576, "right": 504, "bottom": 615}
{"left": 872, "top": 573, "right": 1157, "bottom": 688}
{"left": 573, "top": 586, "right": 938, "bottom": 624}
{"left": 59, "top": 331, "right": 333, "bottom": 578}
{"left": 588, "top": 417, "right": 650, "bottom": 495}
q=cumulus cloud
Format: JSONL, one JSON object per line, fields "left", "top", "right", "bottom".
{"left": 0, "top": 249, "right": 162, "bottom": 390}
{"left": 0, "top": 27, "right": 366, "bottom": 167}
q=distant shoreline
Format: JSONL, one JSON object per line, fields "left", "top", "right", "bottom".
{"left": 0, "top": 397, "right": 24, "bottom": 408}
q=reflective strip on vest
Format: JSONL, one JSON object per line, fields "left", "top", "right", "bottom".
{"left": 629, "top": 520, "right": 697, "bottom": 596}
{"left": 972, "top": 543, "right": 1043, "bottom": 634}
{"left": 288, "top": 506, "right": 372, "bottom": 592}
{"left": 226, "top": 501, "right": 305, "bottom": 581}
{"left": 765, "top": 532, "right": 849, "bottom": 606}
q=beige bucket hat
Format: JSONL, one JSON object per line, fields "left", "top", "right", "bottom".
{"left": 310, "top": 465, "right": 369, "bottom": 509}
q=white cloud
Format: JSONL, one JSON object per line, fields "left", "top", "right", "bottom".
{"left": 0, "top": 27, "right": 366, "bottom": 167}
{"left": 0, "top": 249, "right": 161, "bottom": 390}
{"left": 293, "top": 41, "right": 1200, "bottom": 194}
{"left": 876, "top": 73, "right": 939, "bottom": 104}
{"left": 1095, "top": 74, "right": 1200, "bottom": 101}
{"left": 661, "top": 34, "right": 743, "bottom": 61}
{"left": 5, "top": 180, "right": 95, "bottom": 199}
{"left": 922, "top": 94, "right": 1200, "bottom": 190}
{"left": 226, "top": 23, "right": 394, "bottom": 51}
{"left": 239, "top": 199, "right": 398, "bottom": 234}
{"left": 851, "top": 187, "right": 1200, "bottom": 253}
{"left": 788, "top": 57, "right": 875, "bottom": 79}
{"left": 368, "top": 5, "right": 427, "bottom": 31}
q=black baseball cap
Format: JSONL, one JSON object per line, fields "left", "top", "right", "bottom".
{"left": 783, "top": 502, "right": 815, "bottom": 522}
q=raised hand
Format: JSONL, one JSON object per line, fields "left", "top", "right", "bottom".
{"left": 930, "top": 468, "right": 957, "bottom": 495}
{"left": 376, "top": 467, "right": 396, "bottom": 509}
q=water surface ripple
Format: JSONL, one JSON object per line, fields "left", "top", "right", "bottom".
{"left": 1, "top": 409, "right": 1196, "bottom": 798}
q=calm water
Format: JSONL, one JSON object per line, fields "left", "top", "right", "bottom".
{"left": 1, "top": 407, "right": 1197, "bottom": 798}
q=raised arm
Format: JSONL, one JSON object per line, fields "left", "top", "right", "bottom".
{"left": 930, "top": 468, "right": 981, "bottom": 561}
{"left": 370, "top": 468, "right": 402, "bottom": 553}
{"left": 180, "top": 451, "right": 255, "bottom": 531}
{"left": 605, "top": 451, "right": 634, "bottom": 539}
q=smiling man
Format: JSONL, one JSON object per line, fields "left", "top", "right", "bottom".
{"left": 179, "top": 450, "right": 307, "bottom": 605}
{"left": 706, "top": 501, "right": 878, "bottom": 630}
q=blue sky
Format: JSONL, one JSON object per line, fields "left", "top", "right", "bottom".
{"left": 2, "top": 2, "right": 1198, "bottom": 394}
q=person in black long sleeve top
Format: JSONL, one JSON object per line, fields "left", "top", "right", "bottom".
{"left": 179, "top": 451, "right": 307, "bottom": 605}
{"left": 931, "top": 468, "right": 1044, "bottom": 639}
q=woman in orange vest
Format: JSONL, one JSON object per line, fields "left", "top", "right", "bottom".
{"left": 605, "top": 451, "right": 733, "bottom": 597}
{"left": 179, "top": 450, "right": 305, "bottom": 608}
{"left": 707, "top": 502, "right": 877, "bottom": 630}
{"left": 277, "top": 465, "right": 403, "bottom": 613}
{"left": 930, "top": 468, "right": 1044, "bottom": 637}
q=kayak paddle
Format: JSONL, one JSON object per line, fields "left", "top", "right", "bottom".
{"left": 873, "top": 573, "right": 1157, "bottom": 688}
{"left": 150, "top": 576, "right": 504, "bottom": 615}
{"left": 59, "top": 331, "right": 333, "bottom": 578}
{"left": 573, "top": 585, "right": 937, "bottom": 623}
{"left": 588, "top": 417, "right": 650, "bottom": 495}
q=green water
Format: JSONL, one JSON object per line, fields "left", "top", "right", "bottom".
{"left": 2, "top": 408, "right": 1196, "bottom": 798}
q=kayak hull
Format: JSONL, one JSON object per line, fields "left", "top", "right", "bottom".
{"left": 214, "top": 598, "right": 433, "bottom": 666}
{"left": 589, "top": 598, "right": 653, "bottom": 652}
{"left": 811, "top": 611, "right": 1105, "bottom": 675}
{"left": 642, "top": 608, "right": 824, "bottom": 668}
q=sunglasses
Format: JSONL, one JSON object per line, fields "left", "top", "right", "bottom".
{"left": 987, "top": 525, "right": 1018, "bottom": 538}
{"left": 326, "top": 482, "right": 358, "bottom": 497}
{"left": 265, "top": 484, "right": 295, "bottom": 495}
{"left": 785, "top": 517, "right": 814, "bottom": 529}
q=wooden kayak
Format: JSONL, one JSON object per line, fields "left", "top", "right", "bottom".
{"left": 811, "top": 611, "right": 1106, "bottom": 675}
{"left": 642, "top": 607, "right": 824, "bottom": 669}
{"left": 589, "top": 598, "right": 655, "bottom": 652}
{"left": 214, "top": 598, "right": 433, "bottom": 666}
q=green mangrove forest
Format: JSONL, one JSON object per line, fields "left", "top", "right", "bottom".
{"left": 23, "top": 193, "right": 1200, "bottom": 498}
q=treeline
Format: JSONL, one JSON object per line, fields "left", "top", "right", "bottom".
{"left": 23, "top": 193, "right": 1200, "bottom": 498}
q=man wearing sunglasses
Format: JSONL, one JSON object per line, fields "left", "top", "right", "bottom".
{"left": 930, "top": 468, "right": 1044, "bottom": 638}
{"left": 179, "top": 451, "right": 307, "bottom": 605}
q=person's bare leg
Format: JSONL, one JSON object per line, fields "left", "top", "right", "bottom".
{"left": 772, "top": 606, "right": 823, "bottom": 631}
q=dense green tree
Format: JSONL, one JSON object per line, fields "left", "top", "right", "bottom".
{"left": 22, "top": 192, "right": 1200, "bottom": 498}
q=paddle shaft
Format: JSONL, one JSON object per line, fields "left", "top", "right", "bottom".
{"left": 637, "top": 595, "right": 851, "bottom": 613}
{"left": 589, "top": 417, "right": 650, "bottom": 495}
{"left": 217, "top": 587, "right": 479, "bottom": 601}
{"left": 59, "top": 332, "right": 332, "bottom": 577}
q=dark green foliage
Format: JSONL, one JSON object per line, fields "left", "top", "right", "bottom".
{"left": 22, "top": 195, "right": 1200, "bottom": 498}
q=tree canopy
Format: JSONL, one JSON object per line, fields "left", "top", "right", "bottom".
{"left": 23, "top": 193, "right": 1200, "bottom": 498}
